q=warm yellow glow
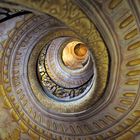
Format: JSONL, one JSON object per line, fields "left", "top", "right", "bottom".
{"left": 74, "top": 44, "right": 88, "bottom": 57}
{"left": 62, "top": 41, "right": 89, "bottom": 69}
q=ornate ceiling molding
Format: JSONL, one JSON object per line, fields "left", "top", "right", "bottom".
{"left": 0, "top": 0, "right": 140, "bottom": 140}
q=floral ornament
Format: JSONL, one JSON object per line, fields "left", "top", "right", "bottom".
{"left": 0, "top": 97, "right": 20, "bottom": 140}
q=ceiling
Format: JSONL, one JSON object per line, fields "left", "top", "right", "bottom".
{"left": 0, "top": 0, "right": 140, "bottom": 140}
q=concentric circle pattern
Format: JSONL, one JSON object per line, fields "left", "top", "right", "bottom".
{"left": 1, "top": 0, "right": 140, "bottom": 140}
{"left": 26, "top": 14, "right": 108, "bottom": 113}
{"left": 38, "top": 37, "right": 94, "bottom": 100}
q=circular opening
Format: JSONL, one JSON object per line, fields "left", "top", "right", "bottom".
{"left": 74, "top": 44, "right": 88, "bottom": 57}
{"left": 62, "top": 41, "right": 89, "bottom": 70}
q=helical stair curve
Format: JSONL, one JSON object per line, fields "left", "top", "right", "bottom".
{"left": 0, "top": 0, "right": 140, "bottom": 140}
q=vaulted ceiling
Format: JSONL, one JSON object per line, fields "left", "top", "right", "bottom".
{"left": 0, "top": 0, "right": 140, "bottom": 140}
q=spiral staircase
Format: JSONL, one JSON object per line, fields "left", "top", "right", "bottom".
{"left": 0, "top": 0, "right": 140, "bottom": 140}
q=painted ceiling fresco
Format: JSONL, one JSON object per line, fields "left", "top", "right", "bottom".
{"left": 0, "top": 0, "right": 140, "bottom": 140}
